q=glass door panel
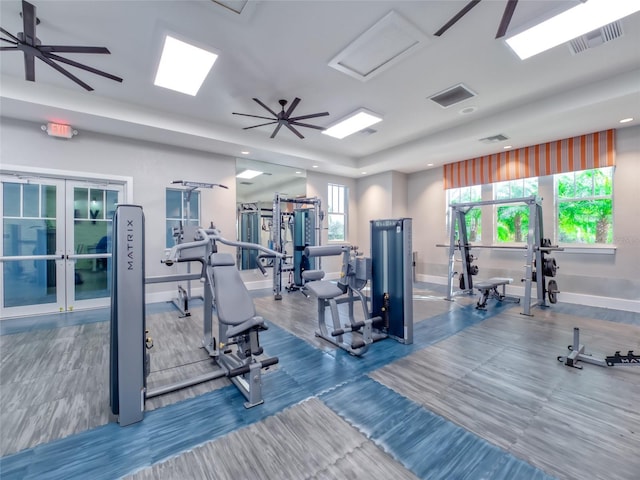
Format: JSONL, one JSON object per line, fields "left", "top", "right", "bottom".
{"left": 1, "top": 177, "right": 66, "bottom": 316}
{"left": 66, "top": 183, "right": 123, "bottom": 310}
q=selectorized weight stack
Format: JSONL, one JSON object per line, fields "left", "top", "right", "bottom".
{"left": 370, "top": 218, "right": 413, "bottom": 344}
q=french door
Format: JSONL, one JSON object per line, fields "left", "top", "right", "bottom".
{"left": 1, "top": 175, "right": 124, "bottom": 317}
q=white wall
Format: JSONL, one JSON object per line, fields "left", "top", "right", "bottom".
{"left": 1, "top": 117, "right": 237, "bottom": 299}
{"left": 306, "top": 170, "right": 358, "bottom": 275}
{"left": 408, "top": 125, "right": 640, "bottom": 310}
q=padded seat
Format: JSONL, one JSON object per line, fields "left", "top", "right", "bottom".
{"left": 305, "top": 280, "right": 343, "bottom": 299}
{"left": 475, "top": 277, "right": 513, "bottom": 290}
{"left": 210, "top": 253, "right": 265, "bottom": 332}
{"left": 301, "top": 269, "right": 325, "bottom": 282}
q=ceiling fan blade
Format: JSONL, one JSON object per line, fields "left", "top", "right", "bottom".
{"left": 434, "top": 0, "right": 481, "bottom": 36}
{"left": 39, "top": 45, "right": 111, "bottom": 54}
{"left": 270, "top": 123, "right": 283, "bottom": 138}
{"left": 243, "top": 121, "right": 277, "bottom": 130}
{"left": 21, "top": 0, "right": 38, "bottom": 46}
{"left": 23, "top": 52, "right": 35, "bottom": 81}
{"left": 43, "top": 52, "right": 123, "bottom": 82}
{"left": 496, "top": 0, "right": 518, "bottom": 39}
{"left": 232, "top": 112, "right": 276, "bottom": 121}
{"left": 37, "top": 55, "right": 93, "bottom": 91}
{"left": 1, "top": 27, "right": 21, "bottom": 43}
{"left": 290, "top": 121, "right": 324, "bottom": 131}
{"left": 253, "top": 98, "right": 279, "bottom": 117}
{"left": 285, "top": 124, "right": 304, "bottom": 139}
{"left": 289, "top": 112, "right": 329, "bottom": 121}
{"left": 284, "top": 97, "right": 301, "bottom": 118}
{"left": 0, "top": 46, "right": 18, "bottom": 51}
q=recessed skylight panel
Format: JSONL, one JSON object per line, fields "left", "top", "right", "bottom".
{"left": 154, "top": 35, "right": 218, "bottom": 96}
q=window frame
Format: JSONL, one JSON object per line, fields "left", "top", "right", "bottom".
{"left": 493, "top": 178, "right": 539, "bottom": 244}
{"left": 165, "top": 188, "right": 201, "bottom": 247}
{"left": 327, "top": 183, "right": 347, "bottom": 242}
{"left": 554, "top": 167, "right": 614, "bottom": 245}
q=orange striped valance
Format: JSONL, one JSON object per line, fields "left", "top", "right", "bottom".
{"left": 443, "top": 129, "right": 615, "bottom": 189}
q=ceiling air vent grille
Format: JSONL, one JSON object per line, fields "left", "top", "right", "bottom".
{"left": 479, "top": 134, "right": 509, "bottom": 144}
{"left": 428, "top": 84, "right": 476, "bottom": 108}
{"left": 569, "top": 21, "right": 623, "bottom": 55}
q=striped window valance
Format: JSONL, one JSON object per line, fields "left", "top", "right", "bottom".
{"left": 443, "top": 129, "right": 615, "bottom": 189}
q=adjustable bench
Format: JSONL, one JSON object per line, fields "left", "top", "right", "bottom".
{"left": 474, "top": 277, "right": 520, "bottom": 310}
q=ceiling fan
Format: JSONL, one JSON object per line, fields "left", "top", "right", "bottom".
{"left": 0, "top": 0, "right": 123, "bottom": 91}
{"left": 434, "top": 0, "right": 518, "bottom": 39}
{"left": 233, "top": 97, "right": 329, "bottom": 139}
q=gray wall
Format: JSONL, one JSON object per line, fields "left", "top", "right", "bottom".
{"left": 0, "top": 117, "right": 237, "bottom": 298}
{"left": 2, "top": 116, "right": 638, "bottom": 308}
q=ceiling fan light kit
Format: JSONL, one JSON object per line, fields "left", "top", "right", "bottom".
{"left": 0, "top": 0, "right": 123, "bottom": 91}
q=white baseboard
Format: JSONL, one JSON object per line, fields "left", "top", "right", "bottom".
{"left": 416, "top": 274, "right": 640, "bottom": 313}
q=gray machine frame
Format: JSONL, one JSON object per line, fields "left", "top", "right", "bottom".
{"left": 441, "top": 196, "right": 562, "bottom": 316}
{"left": 110, "top": 205, "right": 281, "bottom": 427}
{"left": 303, "top": 218, "right": 414, "bottom": 355}
{"left": 271, "top": 192, "right": 323, "bottom": 300}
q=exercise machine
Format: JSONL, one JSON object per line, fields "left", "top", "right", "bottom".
{"left": 303, "top": 218, "right": 413, "bottom": 355}
{"left": 557, "top": 327, "right": 639, "bottom": 369}
{"left": 439, "top": 196, "right": 562, "bottom": 315}
{"left": 271, "top": 193, "right": 323, "bottom": 299}
{"left": 169, "top": 180, "right": 228, "bottom": 317}
{"left": 304, "top": 244, "right": 384, "bottom": 355}
{"left": 370, "top": 218, "right": 414, "bottom": 344}
{"left": 110, "top": 204, "right": 281, "bottom": 427}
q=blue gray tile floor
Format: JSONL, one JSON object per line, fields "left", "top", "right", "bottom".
{"left": 1, "top": 284, "right": 638, "bottom": 479}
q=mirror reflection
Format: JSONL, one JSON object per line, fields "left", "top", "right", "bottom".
{"left": 236, "top": 158, "right": 306, "bottom": 270}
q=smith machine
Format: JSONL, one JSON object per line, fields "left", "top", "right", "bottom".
{"left": 110, "top": 205, "right": 282, "bottom": 427}
{"left": 270, "top": 192, "right": 323, "bottom": 300}
{"left": 441, "top": 196, "right": 562, "bottom": 315}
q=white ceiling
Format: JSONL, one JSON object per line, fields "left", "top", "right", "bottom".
{"left": 1, "top": 0, "right": 639, "bottom": 178}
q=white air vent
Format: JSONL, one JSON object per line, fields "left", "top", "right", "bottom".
{"left": 329, "top": 11, "right": 430, "bottom": 82}
{"left": 428, "top": 84, "right": 476, "bottom": 108}
{"left": 359, "top": 128, "right": 378, "bottom": 136}
{"left": 240, "top": 181, "right": 253, "bottom": 185}
{"left": 479, "top": 134, "right": 509, "bottom": 144}
{"left": 569, "top": 21, "right": 623, "bottom": 54}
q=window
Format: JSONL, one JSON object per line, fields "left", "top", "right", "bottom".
{"left": 447, "top": 186, "right": 482, "bottom": 242}
{"left": 494, "top": 178, "right": 538, "bottom": 243}
{"left": 165, "top": 188, "right": 200, "bottom": 247}
{"left": 327, "top": 184, "right": 347, "bottom": 242}
{"left": 556, "top": 167, "right": 613, "bottom": 244}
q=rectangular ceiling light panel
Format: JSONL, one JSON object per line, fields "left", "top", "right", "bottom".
{"left": 329, "top": 11, "right": 430, "bottom": 82}
{"left": 322, "top": 109, "right": 383, "bottom": 139}
{"left": 505, "top": 0, "right": 640, "bottom": 60}
{"left": 236, "top": 169, "right": 263, "bottom": 179}
{"left": 154, "top": 35, "right": 219, "bottom": 96}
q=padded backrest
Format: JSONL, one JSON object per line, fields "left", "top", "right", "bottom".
{"left": 210, "top": 253, "right": 256, "bottom": 325}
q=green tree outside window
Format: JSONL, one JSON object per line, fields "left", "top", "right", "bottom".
{"left": 557, "top": 168, "right": 613, "bottom": 244}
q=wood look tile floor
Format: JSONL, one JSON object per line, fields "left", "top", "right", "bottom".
{"left": 0, "top": 282, "right": 638, "bottom": 480}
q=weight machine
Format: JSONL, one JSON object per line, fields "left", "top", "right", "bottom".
{"left": 271, "top": 193, "right": 323, "bottom": 300}
{"left": 303, "top": 218, "right": 413, "bottom": 355}
{"left": 440, "top": 196, "right": 562, "bottom": 315}
{"left": 110, "top": 205, "right": 282, "bottom": 427}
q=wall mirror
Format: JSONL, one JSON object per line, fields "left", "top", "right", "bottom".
{"left": 236, "top": 158, "right": 306, "bottom": 270}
